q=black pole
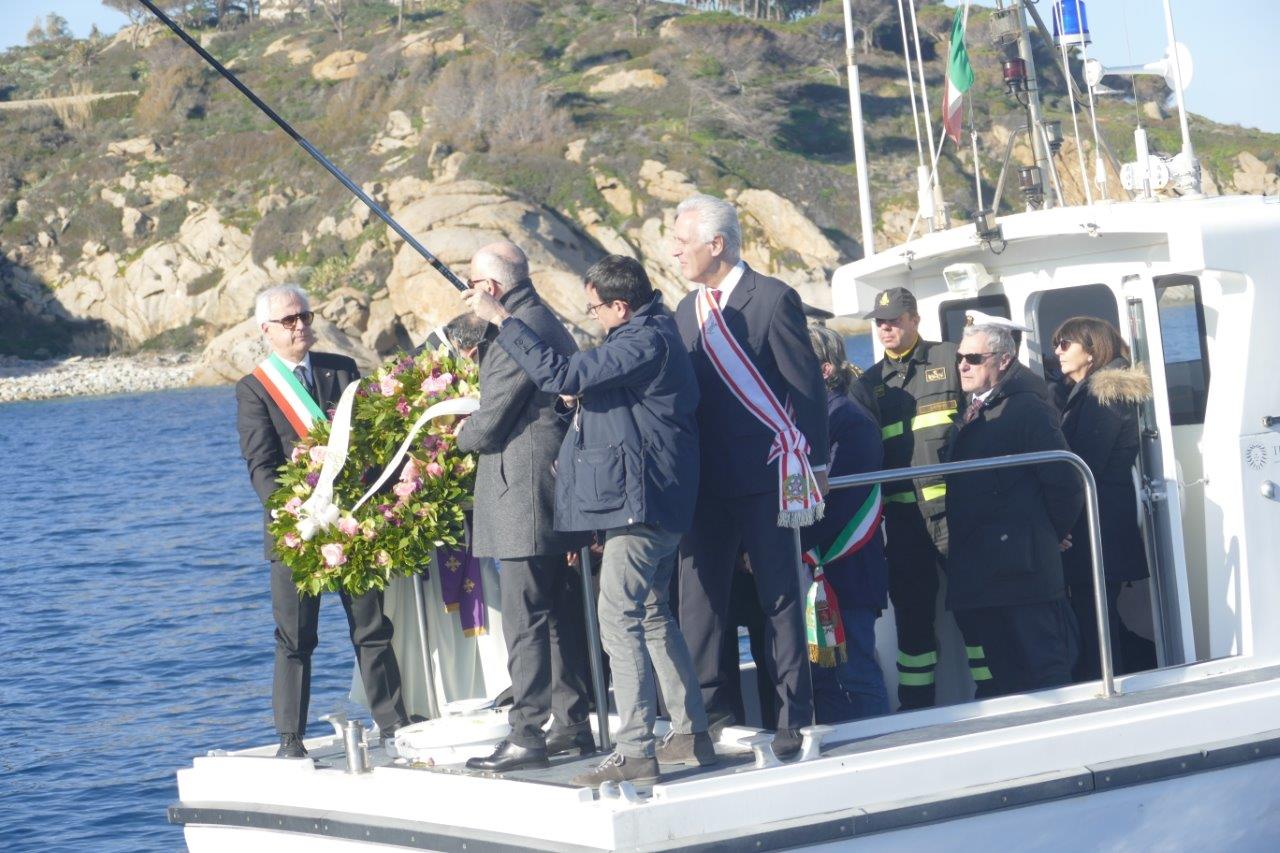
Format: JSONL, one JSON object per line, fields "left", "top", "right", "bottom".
{"left": 132, "top": 0, "right": 468, "bottom": 292}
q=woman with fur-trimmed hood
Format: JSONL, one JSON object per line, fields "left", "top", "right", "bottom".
{"left": 1052, "top": 316, "right": 1153, "bottom": 681}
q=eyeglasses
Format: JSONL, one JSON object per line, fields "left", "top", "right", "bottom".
{"left": 268, "top": 311, "right": 314, "bottom": 330}
{"left": 1053, "top": 338, "right": 1076, "bottom": 352}
{"left": 468, "top": 278, "right": 494, "bottom": 289}
{"left": 586, "top": 300, "right": 611, "bottom": 316}
{"left": 955, "top": 352, "right": 997, "bottom": 366}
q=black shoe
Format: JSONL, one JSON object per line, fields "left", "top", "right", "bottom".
{"left": 656, "top": 730, "right": 718, "bottom": 767}
{"left": 571, "top": 752, "right": 660, "bottom": 788}
{"left": 771, "top": 728, "right": 802, "bottom": 761}
{"left": 465, "top": 739, "right": 550, "bottom": 772}
{"left": 276, "top": 733, "right": 308, "bottom": 759}
{"left": 545, "top": 727, "right": 597, "bottom": 758}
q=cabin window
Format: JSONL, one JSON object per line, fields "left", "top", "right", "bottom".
{"left": 1153, "top": 275, "right": 1210, "bottom": 426}
{"left": 939, "top": 295, "right": 1012, "bottom": 344}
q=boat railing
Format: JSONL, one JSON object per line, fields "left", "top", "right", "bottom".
{"left": 826, "top": 449, "right": 1115, "bottom": 699}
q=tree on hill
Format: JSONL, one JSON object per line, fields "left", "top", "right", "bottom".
{"left": 103, "top": 0, "right": 170, "bottom": 49}
{"left": 27, "top": 13, "right": 73, "bottom": 46}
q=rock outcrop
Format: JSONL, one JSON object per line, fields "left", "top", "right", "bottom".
{"left": 311, "top": 50, "right": 367, "bottom": 82}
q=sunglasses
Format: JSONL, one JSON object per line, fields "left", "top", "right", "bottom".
{"left": 1053, "top": 338, "right": 1077, "bottom": 352}
{"left": 955, "top": 352, "right": 996, "bottom": 366}
{"left": 268, "top": 311, "right": 315, "bottom": 330}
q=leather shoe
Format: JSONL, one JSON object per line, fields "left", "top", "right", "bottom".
{"left": 276, "top": 733, "right": 309, "bottom": 759}
{"left": 545, "top": 727, "right": 597, "bottom": 758}
{"left": 772, "top": 727, "right": 802, "bottom": 761}
{"left": 465, "top": 739, "right": 550, "bottom": 772}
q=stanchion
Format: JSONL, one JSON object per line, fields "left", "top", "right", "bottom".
{"left": 412, "top": 568, "right": 441, "bottom": 719}
{"left": 579, "top": 546, "right": 612, "bottom": 752}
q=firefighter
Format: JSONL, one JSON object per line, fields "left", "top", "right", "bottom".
{"left": 858, "top": 287, "right": 962, "bottom": 709}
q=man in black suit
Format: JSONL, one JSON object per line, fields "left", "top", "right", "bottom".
{"left": 672, "top": 194, "right": 829, "bottom": 760}
{"left": 235, "top": 284, "right": 408, "bottom": 758}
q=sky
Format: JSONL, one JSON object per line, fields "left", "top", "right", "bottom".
{"left": 2, "top": 1, "right": 1278, "bottom": 133}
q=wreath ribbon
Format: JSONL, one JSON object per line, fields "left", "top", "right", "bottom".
{"left": 297, "top": 385, "right": 480, "bottom": 540}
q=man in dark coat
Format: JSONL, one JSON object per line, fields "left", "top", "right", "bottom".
{"left": 941, "top": 323, "right": 1084, "bottom": 699}
{"left": 464, "top": 254, "right": 711, "bottom": 788}
{"left": 455, "top": 242, "right": 593, "bottom": 772}
{"left": 672, "top": 194, "right": 829, "bottom": 759}
{"left": 235, "top": 284, "right": 408, "bottom": 758}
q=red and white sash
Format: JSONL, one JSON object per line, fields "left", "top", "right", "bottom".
{"left": 696, "top": 287, "right": 824, "bottom": 527}
{"left": 252, "top": 353, "right": 327, "bottom": 439}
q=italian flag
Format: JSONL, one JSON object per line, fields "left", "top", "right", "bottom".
{"left": 943, "top": 4, "right": 975, "bottom": 146}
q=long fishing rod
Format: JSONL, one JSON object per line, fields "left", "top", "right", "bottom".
{"left": 132, "top": 0, "right": 468, "bottom": 292}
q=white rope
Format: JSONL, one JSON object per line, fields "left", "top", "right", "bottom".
{"left": 895, "top": 0, "right": 926, "bottom": 170}
{"left": 906, "top": 0, "right": 941, "bottom": 199}
{"left": 1071, "top": 0, "right": 1110, "bottom": 200}
{"left": 1053, "top": 0, "right": 1093, "bottom": 206}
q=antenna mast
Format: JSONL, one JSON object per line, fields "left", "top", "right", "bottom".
{"left": 1013, "top": 1, "right": 1055, "bottom": 208}
{"left": 841, "top": 0, "right": 876, "bottom": 257}
{"left": 1161, "top": 0, "right": 1201, "bottom": 195}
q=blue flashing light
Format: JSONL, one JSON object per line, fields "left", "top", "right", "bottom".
{"left": 1053, "top": 0, "right": 1091, "bottom": 47}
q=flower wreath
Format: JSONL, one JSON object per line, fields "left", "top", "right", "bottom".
{"left": 267, "top": 348, "right": 479, "bottom": 597}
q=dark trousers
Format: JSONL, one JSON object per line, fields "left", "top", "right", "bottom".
{"left": 270, "top": 559, "right": 406, "bottom": 736}
{"left": 1068, "top": 581, "right": 1156, "bottom": 681}
{"left": 719, "top": 565, "right": 779, "bottom": 730}
{"left": 883, "top": 504, "right": 945, "bottom": 709}
{"left": 954, "top": 598, "right": 1079, "bottom": 699}
{"left": 499, "top": 554, "right": 592, "bottom": 748}
{"left": 679, "top": 490, "right": 813, "bottom": 731}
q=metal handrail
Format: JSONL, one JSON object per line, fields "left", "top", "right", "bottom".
{"left": 828, "top": 449, "right": 1115, "bottom": 698}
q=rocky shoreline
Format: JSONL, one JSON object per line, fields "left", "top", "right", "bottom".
{"left": 0, "top": 353, "right": 200, "bottom": 403}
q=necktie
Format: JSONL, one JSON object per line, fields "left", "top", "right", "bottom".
{"left": 710, "top": 288, "right": 723, "bottom": 306}
{"left": 294, "top": 365, "right": 317, "bottom": 404}
{"left": 963, "top": 395, "right": 984, "bottom": 425}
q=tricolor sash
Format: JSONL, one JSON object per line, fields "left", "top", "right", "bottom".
{"left": 695, "top": 286, "right": 824, "bottom": 527}
{"left": 252, "top": 353, "right": 326, "bottom": 439}
{"left": 801, "top": 485, "right": 881, "bottom": 667}
{"left": 800, "top": 484, "right": 882, "bottom": 571}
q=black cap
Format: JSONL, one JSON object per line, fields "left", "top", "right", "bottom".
{"left": 863, "top": 286, "right": 917, "bottom": 321}
{"left": 801, "top": 302, "right": 834, "bottom": 321}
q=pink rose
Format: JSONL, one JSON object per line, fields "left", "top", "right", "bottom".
{"left": 283, "top": 497, "right": 303, "bottom": 516}
{"left": 375, "top": 550, "right": 391, "bottom": 567}
{"left": 402, "top": 458, "right": 420, "bottom": 483}
{"left": 424, "top": 461, "right": 445, "bottom": 478}
{"left": 378, "top": 503, "right": 396, "bottom": 521}
{"left": 321, "top": 542, "right": 347, "bottom": 567}
{"left": 361, "top": 522, "right": 377, "bottom": 541}
{"left": 422, "top": 374, "right": 450, "bottom": 396}
{"left": 396, "top": 397, "right": 411, "bottom": 417}
{"left": 290, "top": 446, "right": 307, "bottom": 464}
{"left": 337, "top": 516, "right": 359, "bottom": 536}
{"left": 393, "top": 479, "right": 419, "bottom": 499}
{"left": 283, "top": 532, "right": 301, "bottom": 548}
{"left": 309, "top": 445, "right": 326, "bottom": 464}
{"left": 380, "top": 375, "right": 403, "bottom": 397}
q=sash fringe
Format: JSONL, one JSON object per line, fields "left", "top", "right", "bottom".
{"left": 779, "top": 504, "right": 824, "bottom": 528}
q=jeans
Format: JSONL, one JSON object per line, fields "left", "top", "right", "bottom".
{"left": 813, "top": 605, "right": 890, "bottom": 724}
{"left": 599, "top": 524, "right": 709, "bottom": 758}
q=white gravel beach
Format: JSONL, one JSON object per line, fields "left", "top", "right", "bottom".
{"left": 0, "top": 353, "right": 199, "bottom": 403}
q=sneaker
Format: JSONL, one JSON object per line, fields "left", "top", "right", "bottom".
{"left": 276, "top": 733, "right": 308, "bottom": 759}
{"left": 656, "top": 731, "right": 718, "bottom": 767}
{"left": 571, "top": 752, "right": 660, "bottom": 789}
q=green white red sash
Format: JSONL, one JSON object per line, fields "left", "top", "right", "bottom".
{"left": 252, "top": 353, "right": 326, "bottom": 439}
{"left": 800, "top": 484, "right": 882, "bottom": 571}
{"left": 801, "top": 484, "right": 882, "bottom": 668}
{"left": 695, "top": 286, "right": 824, "bottom": 527}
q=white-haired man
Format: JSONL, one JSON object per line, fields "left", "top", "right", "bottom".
{"left": 670, "top": 193, "right": 829, "bottom": 760}
{"left": 941, "top": 323, "right": 1083, "bottom": 698}
{"left": 235, "top": 284, "right": 408, "bottom": 758}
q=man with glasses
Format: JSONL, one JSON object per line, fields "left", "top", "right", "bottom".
{"left": 455, "top": 242, "right": 595, "bottom": 773}
{"left": 941, "top": 323, "right": 1083, "bottom": 698}
{"left": 236, "top": 284, "right": 409, "bottom": 758}
{"left": 858, "top": 287, "right": 962, "bottom": 709}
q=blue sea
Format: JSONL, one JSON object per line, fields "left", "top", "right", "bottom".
{"left": 0, "top": 387, "right": 368, "bottom": 852}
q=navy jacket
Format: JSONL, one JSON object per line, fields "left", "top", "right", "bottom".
{"left": 675, "top": 265, "right": 829, "bottom": 498}
{"left": 800, "top": 390, "right": 889, "bottom": 611}
{"left": 941, "top": 363, "right": 1084, "bottom": 611}
{"left": 496, "top": 292, "right": 701, "bottom": 534}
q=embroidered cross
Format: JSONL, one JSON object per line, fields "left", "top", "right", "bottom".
{"left": 463, "top": 579, "right": 475, "bottom": 593}
{"left": 446, "top": 556, "right": 461, "bottom": 573}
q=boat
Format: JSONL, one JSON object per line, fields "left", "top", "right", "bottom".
{"left": 167, "top": 1, "right": 1280, "bottom": 849}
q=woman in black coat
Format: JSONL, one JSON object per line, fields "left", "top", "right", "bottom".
{"left": 1052, "top": 317, "right": 1154, "bottom": 681}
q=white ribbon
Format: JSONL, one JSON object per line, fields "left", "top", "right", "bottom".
{"left": 297, "top": 383, "right": 480, "bottom": 540}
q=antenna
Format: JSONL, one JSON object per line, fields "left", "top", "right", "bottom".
{"left": 840, "top": 0, "right": 876, "bottom": 257}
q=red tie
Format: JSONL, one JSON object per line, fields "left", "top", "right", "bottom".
{"left": 963, "top": 395, "right": 984, "bottom": 424}
{"left": 710, "top": 288, "right": 723, "bottom": 306}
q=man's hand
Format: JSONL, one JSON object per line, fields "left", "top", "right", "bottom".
{"left": 559, "top": 394, "right": 578, "bottom": 408}
{"left": 815, "top": 468, "right": 830, "bottom": 497}
{"left": 461, "top": 287, "right": 511, "bottom": 326}
{"left": 1059, "top": 534, "right": 1073, "bottom": 552}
